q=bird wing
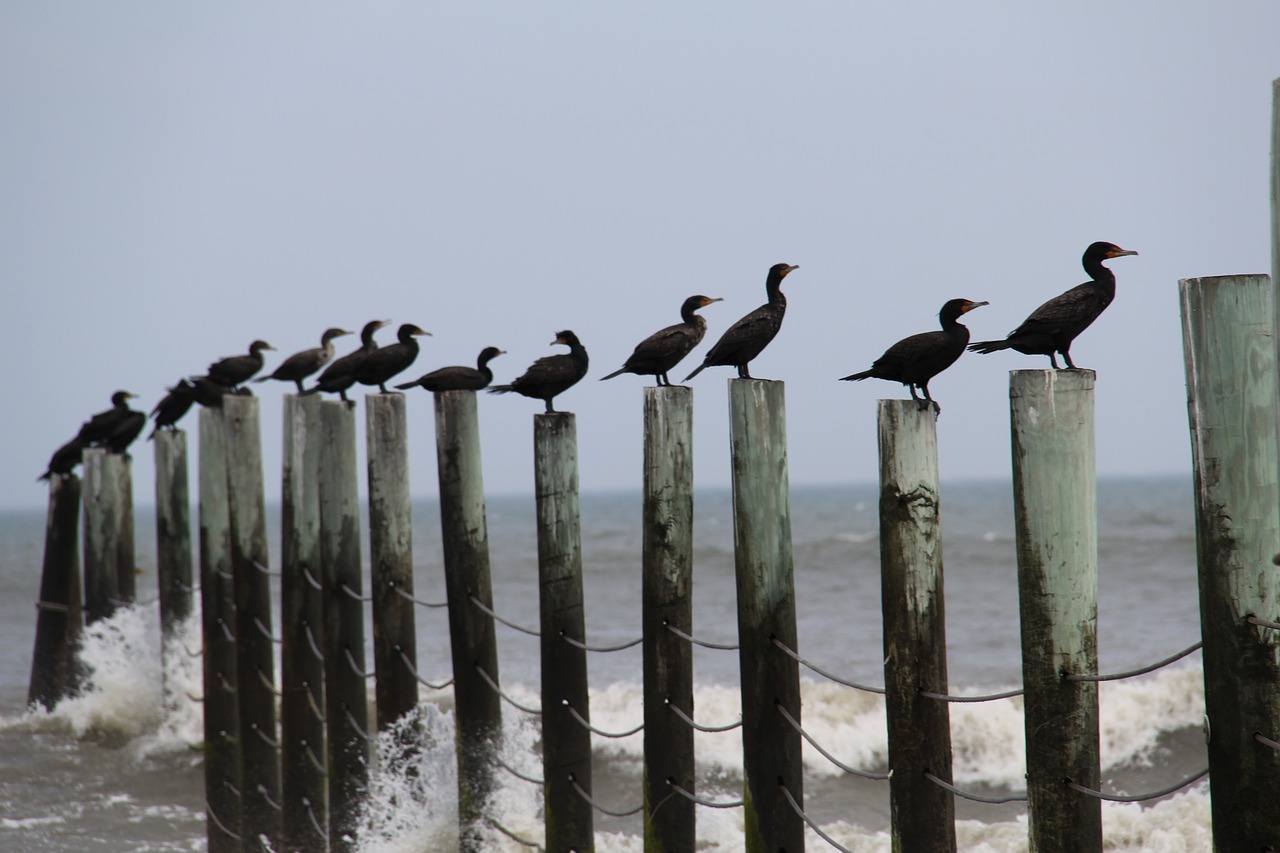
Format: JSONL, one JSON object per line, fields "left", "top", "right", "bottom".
{"left": 706, "top": 304, "right": 776, "bottom": 358}
{"left": 1011, "top": 283, "right": 1107, "bottom": 336}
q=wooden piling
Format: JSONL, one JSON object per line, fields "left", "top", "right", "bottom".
{"left": 1179, "top": 274, "right": 1280, "bottom": 850}
{"left": 367, "top": 394, "right": 419, "bottom": 730}
{"left": 115, "top": 456, "right": 137, "bottom": 606}
{"left": 28, "top": 474, "right": 84, "bottom": 710}
{"left": 434, "top": 390, "right": 502, "bottom": 851}
{"left": 641, "top": 386, "right": 696, "bottom": 853}
{"left": 279, "top": 394, "right": 329, "bottom": 853}
{"left": 318, "top": 400, "right": 370, "bottom": 853}
{"left": 222, "top": 396, "right": 282, "bottom": 851}
{"left": 1009, "top": 369, "right": 1100, "bottom": 853}
{"left": 727, "top": 379, "right": 803, "bottom": 853}
{"left": 1271, "top": 78, "right": 1279, "bottom": 301}
{"left": 877, "top": 400, "right": 955, "bottom": 853}
{"left": 199, "top": 407, "right": 242, "bottom": 853}
{"left": 534, "top": 412, "right": 594, "bottom": 853}
{"left": 154, "top": 430, "right": 194, "bottom": 651}
{"left": 82, "top": 448, "right": 122, "bottom": 624}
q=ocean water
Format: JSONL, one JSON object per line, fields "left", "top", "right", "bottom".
{"left": 0, "top": 476, "right": 1212, "bottom": 852}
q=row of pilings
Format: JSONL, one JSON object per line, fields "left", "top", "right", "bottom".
{"left": 28, "top": 274, "right": 1280, "bottom": 851}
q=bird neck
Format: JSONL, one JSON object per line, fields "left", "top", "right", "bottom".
{"left": 766, "top": 275, "right": 787, "bottom": 304}
{"left": 1083, "top": 254, "right": 1116, "bottom": 285}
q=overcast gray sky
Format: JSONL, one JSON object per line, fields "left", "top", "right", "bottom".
{"left": 2, "top": 3, "right": 1278, "bottom": 512}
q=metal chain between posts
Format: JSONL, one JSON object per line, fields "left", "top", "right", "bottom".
{"left": 771, "top": 637, "right": 887, "bottom": 695}
{"left": 303, "top": 623, "right": 325, "bottom": 662}
{"left": 257, "top": 668, "right": 282, "bottom": 698}
{"left": 343, "top": 647, "right": 374, "bottom": 680}
{"left": 339, "top": 582, "right": 370, "bottom": 603}
{"left": 667, "top": 700, "right": 742, "bottom": 733}
{"left": 302, "top": 796, "right": 327, "bottom": 840}
{"left": 780, "top": 783, "right": 857, "bottom": 853}
{"left": 257, "top": 783, "right": 282, "bottom": 812}
{"left": 1067, "top": 766, "right": 1209, "bottom": 803}
{"left": 775, "top": 702, "right": 889, "bottom": 781}
{"left": 301, "top": 566, "right": 322, "bottom": 591}
{"left": 251, "top": 722, "right": 280, "bottom": 749}
{"left": 303, "top": 740, "right": 327, "bottom": 775}
{"left": 1247, "top": 614, "right": 1280, "bottom": 630}
{"left": 304, "top": 683, "right": 325, "bottom": 723}
{"left": 253, "top": 616, "right": 281, "bottom": 645}
{"left": 470, "top": 594, "right": 541, "bottom": 637}
{"left": 665, "top": 622, "right": 738, "bottom": 650}
{"left": 252, "top": 559, "right": 280, "bottom": 577}
{"left": 475, "top": 664, "right": 542, "bottom": 715}
{"left": 1064, "top": 640, "right": 1202, "bottom": 683}
{"left": 342, "top": 705, "right": 376, "bottom": 743}
{"left": 924, "top": 771, "right": 1027, "bottom": 804}
{"left": 920, "top": 686, "right": 1024, "bottom": 703}
{"left": 1255, "top": 732, "right": 1280, "bottom": 752}
{"left": 563, "top": 700, "right": 643, "bottom": 738}
{"left": 206, "top": 800, "right": 242, "bottom": 842}
{"left": 34, "top": 600, "right": 69, "bottom": 613}
{"left": 569, "top": 774, "right": 644, "bottom": 817}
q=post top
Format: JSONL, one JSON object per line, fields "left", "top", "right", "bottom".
{"left": 1008, "top": 368, "right": 1095, "bottom": 398}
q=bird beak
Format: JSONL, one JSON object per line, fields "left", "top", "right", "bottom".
{"left": 415, "top": 329, "right": 432, "bottom": 337}
{"left": 1109, "top": 248, "right": 1139, "bottom": 258}
{"left": 784, "top": 265, "right": 799, "bottom": 275}
{"left": 964, "top": 301, "right": 990, "bottom": 312}
{"left": 705, "top": 297, "right": 725, "bottom": 305}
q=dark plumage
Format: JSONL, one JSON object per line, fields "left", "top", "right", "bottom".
{"left": 190, "top": 376, "right": 235, "bottom": 408}
{"left": 207, "top": 340, "right": 275, "bottom": 387}
{"left": 684, "top": 263, "right": 798, "bottom": 381}
{"left": 840, "top": 298, "right": 988, "bottom": 412}
{"left": 600, "top": 295, "right": 724, "bottom": 386}
{"left": 39, "top": 437, "right": 85, "bottom": 482}
{"left": 76, "top": 391, "right": 140, "bottom": 446}
{"left": 149, "top": 379, "right": 197, "bottom": 438}
{"left": 488, "top": 330, "right": 589, "bottom": 413}
{"left": 302, "top": 319, "right": 389, "bottom": 402}
{"left": 967, "top": 242, "right": 1138, "bottom": 369}
{"left": 355, "top": 323, "right": 431, "bottom": 393}
{"left": 396, "top": 347, "right": 505, "bottom": 393}
{"left": 255, "top": 327, "right": 352, "bottom": 393}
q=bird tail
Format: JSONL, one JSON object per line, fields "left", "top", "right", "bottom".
{"left": 599, "top": 367, "right": 627, "bottom": 381}
{"left": 393, "top": 381, "right": 418, "bottom": 391}
{"left": 252, "top": 376, "right": 270, "bottom": 383}
{"left": 487, "top": 385, "right": 513, "bottom": 395}
{"left": 839, "top": 370, "right": 873, "bottom": 382}
{"left": 37, "top": 471, "right": 50, "bottom": 482}
{"left": 297, "top": 386, "right": 319, "bottom": 397}
{"left": 967, "top": 339, "right": 1012, "bottom": 355}
{"left": 683, "top": 362, "right": 707, "bottom": 382}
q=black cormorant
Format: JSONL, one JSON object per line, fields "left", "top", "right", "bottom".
{"left": 302, "top": 319, "right": 389, "bottom": 402}
{"left": 840, "top": 298, "right": 988, "bottom": 412}
{"left": 39, "top": 437, "right": 85, "bottom": 482}
{"left": 967, "top": 242, "right": 1137, "bottom": 369}
{"left": 488, "top": 331, "right": 589, "bottom": 413}
{"left": 600, "top": 295, "right": 723, "bottom": 386}
{"left": 396, "top": 347, "right": 505, "bottom": 392}
{"left": 355, "top": 323, "right": 430, "bottom": 393}
{"left": 149, "top": 379, "right": 197, "bottom": 438}
{"left": 684, "top": 263, "right": 798, "bottom": 381}
{"left": 255, "top": 327, "right": 352, "bottom": 393}
{"left": 207, "top": 340, "right": 275, "bottom": 388}
{"left": 76, "top": 391, "right": 140, "bottom": 446}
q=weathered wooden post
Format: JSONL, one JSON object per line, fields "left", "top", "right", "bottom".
{"left": 1179, "top": 274, "right": 1280, "bottom": 850}
{"left": 534, "top": 412, "right": 594, "bottom": 853}
{"left": 1271, "top": 78, "right": 1279, "bottom": 300}
{"left": 367, "top": 393, "right": 419, "bottom": 730}
{"left": 199, "top": 407, "right": 242, "bottom": 853}
{"left": 1009, "top": 369, "right": 1100, "bottom": 853}
{"left": 728, "top": 379, "right": 803, "bottom": 853}
{"left": 115, "top": 456, "right": 137, "bottom": 606}
{"left": 434, "top": 389, "right": 502, "bottom": 851}
{"left": 154, "top": 430, "right": 194, "bottom": 655}
{"left": 28, "top": 474, "right": 84, "bottom": 710}
{"left": 641, "top": 386, "right": 696, "bottom": 853}
{"left": 223, "top": 395, "right": 282, "bottom": 852}
{"left": 319, "top": 400, "right": 370, "bottom": 853}
{"left": 280, "top": 394, "right": 329, "bottom": 853}
{"left": 82, "top": 448, "right": 122, "bottom": 624}
{"left": 877, "top": 400, "right": 955, "bottom": 853}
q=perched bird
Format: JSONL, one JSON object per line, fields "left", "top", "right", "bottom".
{"left": 38, "top": 437, "right": 85, "bottom": 482}
{"left": 303, "top": 319, "right": 389, "bottom": 402}
{"left": 967, "top": 242, "right": 1138, "bottom": 369}
{"left": 207, "top": 339, "right": 275, "bottom": 388}
{"left": 254, "top": 327, "right": 352, "bottom": 393}
{"left": 684, "top": 263, "right": 798, "bottom": 381}
{"left": 355, "top": 323, "right": 431, "bottom": 393}
{"left": 840, "top": 298, "right": 988, "bottom": 412}
{"left": 189, "top": 375, "right": 236, "bottom": 408}
{"left": 396, "top": 347, "right": 506, "bottom": 393}
{"left": 489, "top": 330, "right": 589, "bottom": 413}
{"left": 76, "top": 391, "right": 141, "bottom": 446}
{"left": 103, "top": 405, "right": 147, "bottom": 455}
{"left": 600, "top": 294, "right": 724, "bottom": 386}
{"left": 149, "top": 379, "right": 198, "bottom": 438}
